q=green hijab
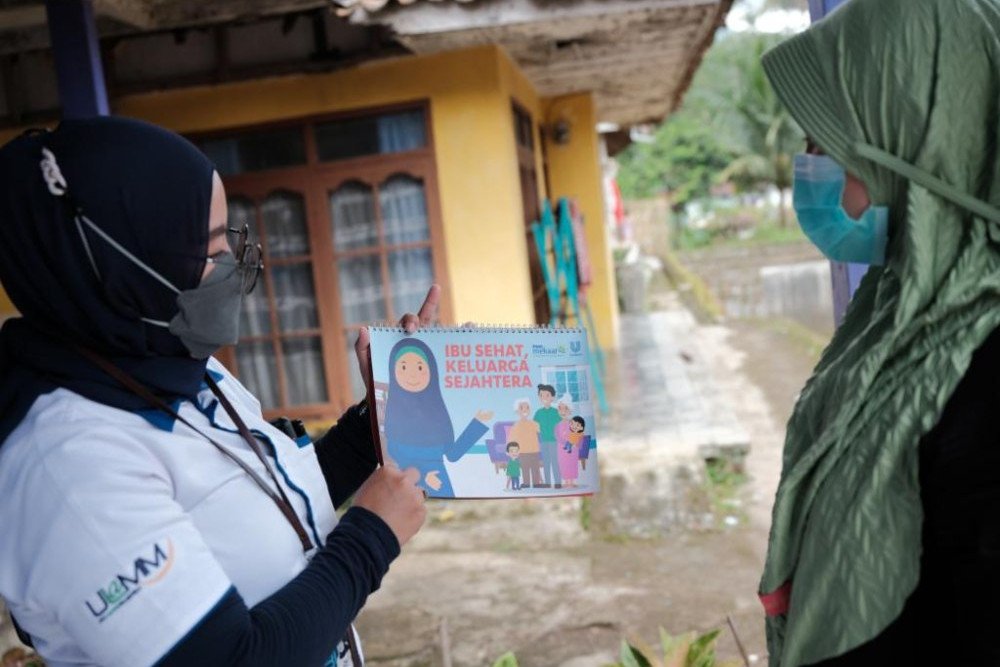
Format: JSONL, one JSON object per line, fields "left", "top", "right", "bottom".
{"left": 760, "top": 0, "right": 1000, "bottom": 664}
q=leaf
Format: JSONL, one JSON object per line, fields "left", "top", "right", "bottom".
{"left": 685, "top": 629, "right": 721, "bottom": 667}
{"left": 658, "top": 628, "right": 676, "bottom": 655}
{"left": 491, "top": 651, "right": 520, "bottom": 667}
{"left": 663, "top": 632, "right": 693, "bottom": 667}
{"left": 619, "top": 640, "right": 655, "bottom": 667}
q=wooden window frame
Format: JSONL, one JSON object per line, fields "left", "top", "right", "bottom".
{"left": 222, "top": 176, "right": 333, "bottom": 417}
{"left": 511, "top": 99, "right": 549, "bottom": 325}
{"left": 192, "top": 100, "right": 453, "bottom": 421}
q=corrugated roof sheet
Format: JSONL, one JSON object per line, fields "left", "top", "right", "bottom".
{"left": 347, "top": 0, "right": 733, "bottom": 126}
{"left": 332, "top": 0, "right": 477, "bottom": 18}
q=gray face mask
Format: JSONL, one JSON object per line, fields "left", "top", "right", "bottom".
{"left": 166, "top": 259, "right": 244, "bottom": 359}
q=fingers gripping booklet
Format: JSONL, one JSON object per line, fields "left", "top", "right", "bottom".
{"left": 365, "top": 326, "right": 600, "bottom": 499}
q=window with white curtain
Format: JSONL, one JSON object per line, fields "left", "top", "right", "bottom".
{"left": 204, "top": 105, "right": 442, "bottom": 419}
{"left": 229, "top": 190, "right": 327, "bottom": 410}
{"left": 544, "top": 365, "right": 591, "bottom": 403}
{"left": 330, "top": 171, "right": 435, "bottom": 402}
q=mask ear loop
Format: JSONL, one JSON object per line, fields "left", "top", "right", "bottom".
{"left": 74, "top": 217, "right": 102, "bottom": 281}
{"left": 39, "top": 146, "right": 181, "bottom": 330}
{"left": 40, "top": 147, "right": 101, "bottom": 281}
{"left": 39, "top": 146, "right": 181, "bottom": 296}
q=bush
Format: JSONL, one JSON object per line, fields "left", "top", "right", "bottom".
{"left": 676, "top": 204, "right": 806, "bottom": 251}
{"left": 2, "top": 648, "right": 45, "bottom": 667}
{"left": 491, "top": 626, "right": 742, "bottom": 667}
{"left": 612, "top": 628, "right": 742, "bottom": 667}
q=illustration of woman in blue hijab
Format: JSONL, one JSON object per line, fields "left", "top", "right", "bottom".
{"left": 384, "top": 338, "right": 493, "bottom": 497}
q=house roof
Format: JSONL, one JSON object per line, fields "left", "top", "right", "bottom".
{"left": 331, "top": 0, "right": 478, "bottom": 16}
{"left": 331, "top": 0, "right": 734, "bottom": 126}
{"left": 0, "top": 0, "right": 731, "bottom": 128}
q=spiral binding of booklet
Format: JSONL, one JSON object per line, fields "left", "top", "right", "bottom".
{"left": 367, "top": 323, "right": 586, "bottom": 334}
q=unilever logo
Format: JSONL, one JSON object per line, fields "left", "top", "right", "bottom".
{"left": 85, "top": 540, "right": 175, "bottom": 623}
{"left": 532, "top": 342, "right": 581, "bottom": 356}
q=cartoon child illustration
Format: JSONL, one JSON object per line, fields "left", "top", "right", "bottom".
{"left": 508, "top": 398, "right": 543, "bottom": 488}
{"left": 505, "top": 442, "right": 522, "bottom": 491}
{"left": 384, "top": 338, "right": 493, "bottom": 497}
{"left": 534, "top": 383, "right": 562, "bottom": 488}
{"left": 568, "top": 417, "right": 585, "bottom": 447}
{"left": 554, "top": 395, "right": 582, "bottom": 488}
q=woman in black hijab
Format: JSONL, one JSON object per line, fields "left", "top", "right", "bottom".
{"left": 0, "top": 117, "right": 427, "bottom": 666}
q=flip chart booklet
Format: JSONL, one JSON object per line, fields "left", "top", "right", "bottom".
{"left": 366, "top": 326, "right": 600, "bottom": 499}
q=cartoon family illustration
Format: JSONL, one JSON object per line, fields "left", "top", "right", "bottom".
{"left": 383, "top": 338, "right": 589, "bottom": 497}
{"left": 504, "top": 385, "right": 588, "bottom": 491}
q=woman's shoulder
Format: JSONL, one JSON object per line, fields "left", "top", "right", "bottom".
{"left": 8, "top": 386, "right": 143, "bottom": 436}
{"left": 0, "top": 388, "right": 166, "bottom": 487}
{"left": 0, "top": 390, "right": 172, "bottom": 566}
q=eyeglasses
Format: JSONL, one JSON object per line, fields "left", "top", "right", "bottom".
{"left": 206, "top": 224, "right": 264, "bottom": 294}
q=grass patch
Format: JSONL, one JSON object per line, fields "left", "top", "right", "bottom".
{"left": 753, "top": 316, "right": 830, "bottom": 364}
{"left": 600, "top": 532, "right": 632, "bottom": 545}
{"left": 493, "top": 539, "right": 519, "bottom": 553}
{"left": 699, "top": 458, "right": 748, "bottom": 529}
{"left": 732, "top": 220, "right": 808, "bottom": 246}
{"left": 674, "top": 207, "right": 808, "bottom": 252}
{"left": 658, "top": 250, "right": 724, "bottom": 323}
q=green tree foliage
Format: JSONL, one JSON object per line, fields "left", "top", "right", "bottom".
{"left": 709, "top": 33, "right": 803, "bottom": 226}
{"left": 617, "top": 31, "right": 804, "bottom": 224}
{"left": 615, "top": 112, "right": 732, "bottom": 208}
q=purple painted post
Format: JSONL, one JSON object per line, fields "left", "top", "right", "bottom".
{"left": 808, "top": 0, "right": 862, "bottom": 326}
{"left": 808, "top": 0, "right": 846, "bottom": 22}
{"left": 44, "top": 0, "right": 110, "bottom": 118}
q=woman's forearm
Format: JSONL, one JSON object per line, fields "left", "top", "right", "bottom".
{"left": 314, "top": 401, "right": 379, "bottom": 508}
{"left": 155, "top": 507, "right": 398, "bottom": 666}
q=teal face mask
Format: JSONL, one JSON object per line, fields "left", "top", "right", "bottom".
{"left": 792, "top": 153, "right": 888, "bottom": 265}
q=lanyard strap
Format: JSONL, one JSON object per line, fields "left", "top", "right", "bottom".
{"left": 76, "top": 346, "right": 314, "bottom": 553}
{"left": 203, "top": 374, "right": 313, "bottom": 552}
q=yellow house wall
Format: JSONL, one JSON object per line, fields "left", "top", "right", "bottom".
{"left": 0, "top": 45, "right": 539, "bottom": 327}
{"left": 0, "top": 287, "right": 13, "bottom": 318}
{"left": 541, "top": 92, "right": 620, "bottom": 350}
{"left": 498, "top": 53, "right": 619, "bottom": 350}
{"left": 497, "top": 49, "right": 548, "bottom": 202}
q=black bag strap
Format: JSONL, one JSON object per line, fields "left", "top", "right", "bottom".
{"left": 10, "top": 612, "right": 33, "bottom": 648}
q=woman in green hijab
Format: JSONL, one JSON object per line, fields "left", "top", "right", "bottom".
{"left": 758, "top": 0, "right": 1000, "bottom": 665}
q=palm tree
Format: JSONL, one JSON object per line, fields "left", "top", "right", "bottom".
{"left": 704, "top": 34, "right": 803, "bottom": 227}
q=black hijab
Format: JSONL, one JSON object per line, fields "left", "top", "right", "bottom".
{"left": 0, "top": 116, "right": 215, "bottom": 446}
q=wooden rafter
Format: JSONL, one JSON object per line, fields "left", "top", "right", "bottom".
{"left": 0, "top": 4, "right": 45, "bottom": 31}
{"left": 147, "top": 0, "right": 331, "bottom": 30}
{"left": 94, "top": 0, "right": 154, "bottom": 29}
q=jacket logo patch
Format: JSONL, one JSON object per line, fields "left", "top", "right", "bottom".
{"left": 84, "top": 540, "right": 175, "bottom": 623}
